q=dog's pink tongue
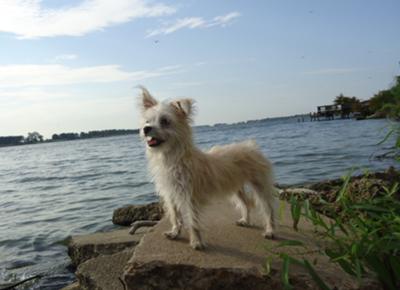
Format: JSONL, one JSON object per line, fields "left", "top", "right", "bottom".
{"left": 148, "top": 138, "right": 157, "bottom": 146}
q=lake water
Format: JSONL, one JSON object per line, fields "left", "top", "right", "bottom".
{"left": 0, "top": 118, "right": 398, "bottom": 289}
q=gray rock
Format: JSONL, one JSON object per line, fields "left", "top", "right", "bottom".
{"left": 122, "top": 201, "right": 378, "bottom": 290}
{"left": 122, "top": 261, "right": 284, "bottom": 290}
{"left": 122, "top": 262, "right": 381, "bottom": 290}
{"left": 60, "top": 282, "right": 81, "bottom": 290}
{"left": 67, "top": 228, "right": 148, "bottom": 267}
{"left": 76, "top": 248, "right": 134, "bottom": 290}
{"left": 112, "top": 202, "right": 163, "bottom": 226}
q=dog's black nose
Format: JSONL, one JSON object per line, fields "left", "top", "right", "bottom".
{"left": 143, "top": 126, "right": 152, "bottom": 135}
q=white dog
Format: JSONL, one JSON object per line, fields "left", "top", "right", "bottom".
{"left": 138, "top": 87, "right": 276, "bottom": 250}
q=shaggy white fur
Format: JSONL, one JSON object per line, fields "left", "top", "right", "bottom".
{"left": 138, "top": 87, "right": 277, "bottom": 250}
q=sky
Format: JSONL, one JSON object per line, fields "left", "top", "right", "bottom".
{"left": 0, "top": 0, "right": 399, "bottom": 138}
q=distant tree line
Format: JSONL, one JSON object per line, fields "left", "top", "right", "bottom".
{"left": 369, "top": 75, "right": 400, "bottom": 119}
{"left": 0, "top": 131, "right": 44, "bottom": 147}
{"left": 51, "top": 129, "right": 139, "bottom": 141}
{"left": 0, "top": 136, "right": 25, "bottom": 146}
{"left": 332, "top": 75, "right": 400, "bottom": 120}
{"left": 0, "top": 129, "right": 139, "bottom": 147}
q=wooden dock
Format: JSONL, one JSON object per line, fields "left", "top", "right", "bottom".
{"left": 310, "top": 104, "right": 352, "bottom": 121}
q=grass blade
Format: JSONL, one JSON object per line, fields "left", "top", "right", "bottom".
{"left": 281, "top": 254, "right": 293, "bottom": 290}
{"left": 302, "top": 259, "right": 332, "bottom": 290}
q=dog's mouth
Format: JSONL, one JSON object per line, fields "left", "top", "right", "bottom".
{"left": 147, "top": 137, "right": 164, "bottom": 147}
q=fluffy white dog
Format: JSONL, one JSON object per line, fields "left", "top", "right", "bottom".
{"left": 138, "top": 87, "right": 276, "bottom": 250}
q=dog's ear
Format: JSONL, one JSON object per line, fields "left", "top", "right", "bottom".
{"left": 171, "top": 99, "right": 195, "bottom": 118}
{"left": 138, "top": 86, "right": 158, "bottom": 111}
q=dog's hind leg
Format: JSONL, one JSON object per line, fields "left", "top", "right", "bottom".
{"left": 251, "top": 178, "right": 276, "bottom": 239}
{"left": 235, "top": 188, "right": 251, "bottom": 227}
{"left": 163, "top": 199, "right": 182, "bottom": 240}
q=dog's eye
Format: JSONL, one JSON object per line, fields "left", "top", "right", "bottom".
{"left": 160, "top": 117, "right": 170, "bottom": 127}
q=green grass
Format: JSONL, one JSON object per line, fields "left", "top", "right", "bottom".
{"left": 266, "top": 178, "right": 400, "bottom": 290}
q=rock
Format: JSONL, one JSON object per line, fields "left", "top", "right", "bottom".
{"left": 61, "top": 282, "right": 81, "bottom": 290}
{"left": 122, "top": 201, "right": 364, "bottom": 290}
{"left": 122, "top": 261, "right": 285, "bottom": 290}
{"left": 280, "top": 167, "right": 400, "bottom": 217}
{"left": 68, "top": 171, "right": 398, "bottom": 289}
{"left": 76, "top": 248, "right": 134, "bottom": 290}
{"left": 112, "top": 202, "right": 163, "bottom": 226}
{"left": 307, "top": 167, "right": 400, "bottom": 201}
{"left": 67, "top": 228, "right": 148, "bottom": 267}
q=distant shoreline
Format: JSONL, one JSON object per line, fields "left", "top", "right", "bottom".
{"left": 0, "top": 115, "right": 307, "bottom": 148}
{"left": 0, "top": 129, "right": 139, "bottom": 148}
{"left": 1, "top": 114, "right": 387, "bottom": 149}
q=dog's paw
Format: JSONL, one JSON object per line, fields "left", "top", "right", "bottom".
{"left": 164, "top": 231, "right": 179, "bottom": 240}
{"left": 263, "top": 231, "right": 275, "bottom": 239}
{"left": 236, "top": 218, "right": 250, "bottom": 227}
{"left": 190, "top": 240, "right": 205, "bottom": 250}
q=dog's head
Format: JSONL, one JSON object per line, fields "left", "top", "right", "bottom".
{"left": 138, "top": 87, "right": 195, "bottom": 152}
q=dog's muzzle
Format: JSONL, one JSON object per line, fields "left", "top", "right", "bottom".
{"left": 147, "top": 137, "right": 164, "bottom": 147}
{"left": 143, "top": 126, "right": 164, "bottom": 147}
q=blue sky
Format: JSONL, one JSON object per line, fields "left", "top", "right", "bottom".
{"left": 1, "top": 0, "right": 399, "bottom": 138}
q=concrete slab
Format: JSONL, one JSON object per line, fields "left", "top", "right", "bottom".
{"left": 77, "top": 248, "right": 134, "bottom": 290}
{"left": 60, "top": 282, "right": 81, "bottom": 290}
{"left": 128, "top": 201, "right": 324, "bottom": 269}
{"left": 123, "top": 201, "right": 358, "bottom": 289}
{"left": 68, "top": 227, "right": 149, "bottom": 267}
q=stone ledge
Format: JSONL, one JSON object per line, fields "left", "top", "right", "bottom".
{"left": 76, "top": 248, "right": 134, "bottom": 290}
{"left": 123, "top": 261, "right": 285, "bottom": 290}
{"left": 67, "top": 227, "right": 149, "bottom": 267}
{"left": 112, "top": 202, "right": 163, "bottom": 226}
{"left": 60, "top": 281, "right": 81, "bottom": 290}
{"left": 122, "top": 201, "right": 366, "bottom": 290}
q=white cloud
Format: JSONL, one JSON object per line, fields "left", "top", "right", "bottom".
{"left": 210, "top": 12, "right": 241, "bottom": 27}
{"left": 148, "top": 17, "right": 205, "bottom": 37}
{"left": 0, "top": 64, "right": 182, "bottom": 87}
{"left": 146, "top": 11, "right": 240, "bottom": 37}
{"left": 194, "top": 61, "right": 207, "bottom": 67}
{"left": 0, "top": 0, "right": 175, "bottom": 39}
{"left": 53, "top": 54, "right": 78, "bottom": 62}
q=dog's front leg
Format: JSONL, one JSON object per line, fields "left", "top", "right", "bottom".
{"left": 187, "top": 201, "right": 204, "bottom": 250}
{"left": 163, "top": 200, "right": 182, "bottom": 240}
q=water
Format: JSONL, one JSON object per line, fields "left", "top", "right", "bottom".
{"left": 0, "top": 118, "right": 397, "bottom": 289}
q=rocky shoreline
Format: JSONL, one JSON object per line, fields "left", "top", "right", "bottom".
{"left": 62, "top": 169, "right": 399, "bottom": 290}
